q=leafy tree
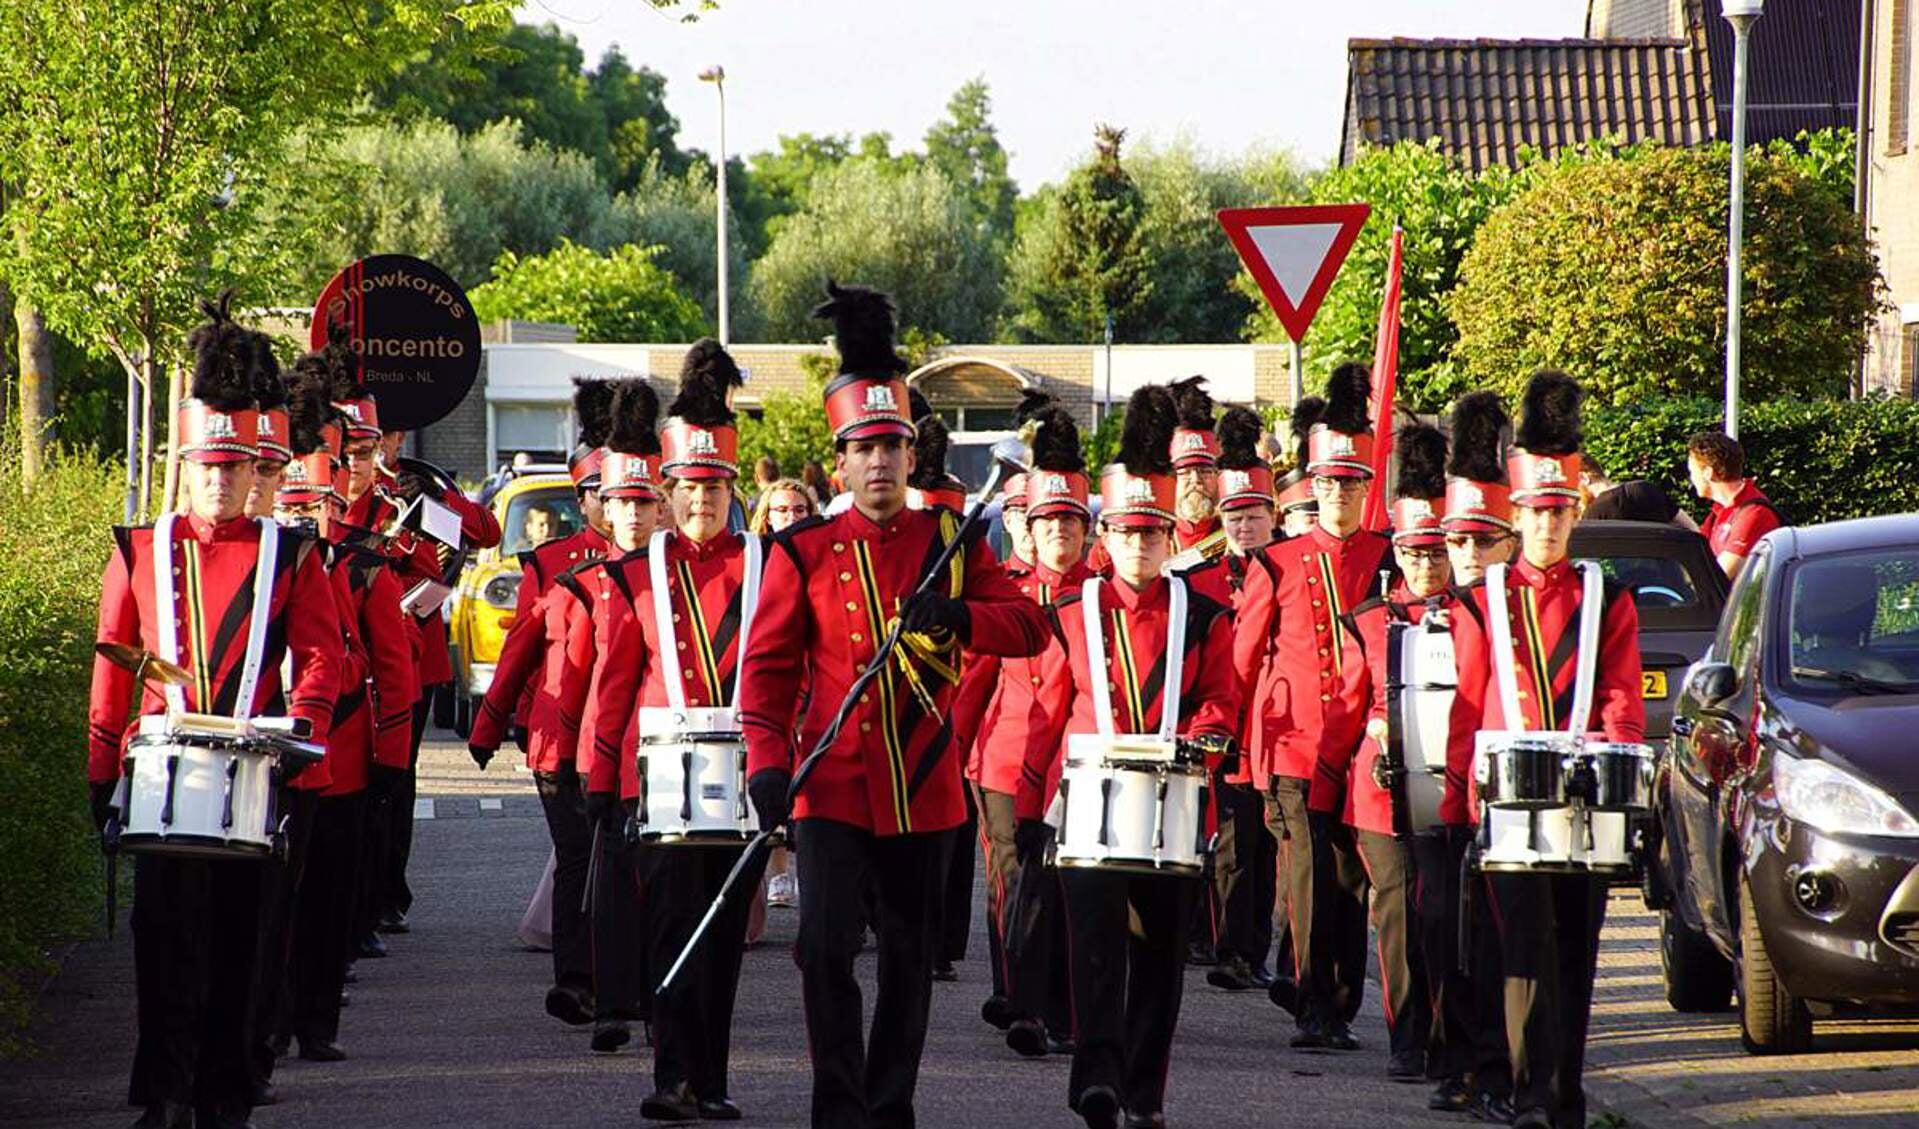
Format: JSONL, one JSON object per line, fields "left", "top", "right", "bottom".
{"left": 468, "top": 240, "right": 706, "bottom": 342}
{"left": 747, "top": 160, "right": 999, "bottom": 342}
{"left": 924, "top": 79, "right": 1019, "bottom": 253}
{"left": 1002, "top": 125, "right": 1152, "bottom": 343}
{"left": 737, "top": 372, "right": 837, "bottom": 480}
{"left": 606, "top": 160, "right": 753, "bottom": 334}
{"left": 1447, "top": 144, "right": 1882, "bottom": 405}
{"left": 733, "top": 131, "right": 915, "bottom": 257}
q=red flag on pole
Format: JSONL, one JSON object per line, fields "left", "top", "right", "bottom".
{"left": 1361, "top": 227, "right": 1404, "bottom": 532}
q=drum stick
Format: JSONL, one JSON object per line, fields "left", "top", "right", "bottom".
{"left": 657, "top": 447, "right": 1026, "bottom": 999}
{"left": 581, "top": 821, "right": 602, "bottom": 915}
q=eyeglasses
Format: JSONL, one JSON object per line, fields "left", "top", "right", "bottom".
{"left": 1445, "top": 533, "right": 1510, "bottom": 550}
{"left": 1399, "top": 547, "right": 1448, "bottom": 563}
{"left": 1311, "top": 477, "right": 1366, "bottom": 495}
{"left": 767, "top": 505, "right": 812, "bottom": 517}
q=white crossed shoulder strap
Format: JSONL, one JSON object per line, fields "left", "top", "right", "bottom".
{"left": 648, "top": 529, "right": 764, "bottom": 712}
{"left": 1080, "top": 576, "right": 1188, "bottom": 740}
{"left": 1483, "top": 560, "right": 1605, "bottom": 735}
{"left": 151, "top": 513, "right": 279, "bottom": 718}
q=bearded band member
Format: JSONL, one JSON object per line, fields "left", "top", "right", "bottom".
{"left": 740, "top": 282, "right": 1049, "bottom": 1129}
{"left": 88, "top": 298, "right": 341, "bottom": 1129}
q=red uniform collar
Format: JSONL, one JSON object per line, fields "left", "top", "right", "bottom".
{"left": 1509, "top": 555, "right": 1575, "bottom": 589}
{"left": 1101, "top": 574, "right": 1167, "bottom": 612}
{"left": 180, "top": 513, "right": 260, "bottom": 543}
{"left": 838, "top": 503, "right": 917, "bottom": 539}
{"left": 1306, "top": 522, "right": 1370, "bottom": 552}
{"left": 663, "top": 529, "right": 743, "bottom": 561}
{"left": 1032, "top": 559, "right": 1093, "bottom": 588}
{"left": 1175, "top": 516, "right": 1219, "bottom": 545}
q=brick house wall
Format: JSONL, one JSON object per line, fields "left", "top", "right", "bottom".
{"left": 1866, "top": 0, "right": 1919, "bottom": 395}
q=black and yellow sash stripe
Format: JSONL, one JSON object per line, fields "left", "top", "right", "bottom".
{"left": 181, "top": 540, "right": 212, "bottom": 710}
{"left": 673, "top": 559, "right": 726, "bottom": 705}
{"left": 1109, "top": 606, "right": 1149, "bottom": 733}
{"left": 852, "top": 541, "right": 913, "bottom": 833}
{"left": 1315, "top": 552, "right": 1347, "bottom": 678}
{"left": 1517, "top": 587, "right": 1556, "bottom": 730}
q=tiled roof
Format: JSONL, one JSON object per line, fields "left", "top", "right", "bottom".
{"left": 1342, "top": 37, "right": 1717, "bottom": 172}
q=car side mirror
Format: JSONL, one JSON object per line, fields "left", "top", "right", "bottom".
{"left": 1687, "top": 661, "right": 1738, "bottom": 710}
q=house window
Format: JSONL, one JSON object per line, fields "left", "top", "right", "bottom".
{"left": 963, "top": 407, "right": 1017, "bottom": 432}
{"left": 495, "top": 402, "right": 571, "bottom": 463}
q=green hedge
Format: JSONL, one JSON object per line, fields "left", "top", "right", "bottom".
{"left": 1585, "top": 396, "right": 1919, "bottom": 528}
{"left": 0, "top": 437, "right": 122, "bottom": 1056}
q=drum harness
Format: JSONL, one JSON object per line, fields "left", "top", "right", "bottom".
{"left": 1057, "top": 575, "right": 1191, "bottom": 862}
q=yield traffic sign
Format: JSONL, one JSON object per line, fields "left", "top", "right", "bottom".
{"left": 1217, "top": 203, "right": 1372, "bottom": 343}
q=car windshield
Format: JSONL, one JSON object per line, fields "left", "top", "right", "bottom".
{"left": 501, "top": 486, "right": 583, "bottom": 555}
{"left": 1787, "top": 550, "right": 1919, "bottom": 694}
{"left": 1594, "top": 555, "right": 1701, "bottom": 612}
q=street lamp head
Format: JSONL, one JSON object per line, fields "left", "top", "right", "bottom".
{"left": 1722, "top": 0, "right": 1764, "bottom": 20}
{"left": 698, "top": 65, "right": 725, "bottom": 84}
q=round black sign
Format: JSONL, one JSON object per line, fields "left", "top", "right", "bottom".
{"left": 310, "top": 255, "right": 482, "bottom": 432}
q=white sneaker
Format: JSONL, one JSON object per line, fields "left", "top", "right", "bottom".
{"left": 767, "top": 872, "right": 797, "bottom": 908}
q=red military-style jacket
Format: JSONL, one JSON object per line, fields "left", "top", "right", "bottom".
{"left": 1014, "top": 574, "right": 1242, "bottom": 821}
{"left": 345, "top": 482, "right": 501, "bottom": 686}
{"left": 1444, "top": 557, "right": 1645, "bottom": 826}
{"left": 320, "top": 541, "right": 419, "bottom": 795}
{"left": 88, "top": 515, "right": 341, "bottom": 785}
{"left": 967, "top": 559, "right": 1097, "bottom": 796}
{"left": 507, "top": 526, "right": 611, "bottom": 725}
{"left": 1320, "top": 585, "right": 1447, "bottom": 833}
{"left": 591, "top": 531, "right": 762, "bottom": 800}
{"left": 953, "top": 557, "right": 1030, "bottom": 784}
{"left": 473, "top": 559, "right": 600, "bottom": 775}
{"left": 1233, "top": 524, "right": 1395, "bottom": 789}
{"left": 1177, "top": 544, "right": 1276, "bottom": 785}
{"left": 741, "top": 506, "right": 1049, "bottom": 837}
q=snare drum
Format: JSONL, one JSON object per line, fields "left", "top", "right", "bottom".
{"left": 1475, "top": 732, "right": 1575, "bottom": 810}
{"left": 1479, "top": 805, "right": 1581, "bottom": 874}
{"left": 117, "top": 718, "right": 275, "bottom": 859}
{"left": 1054, "top": 737, "right": 1205, "bottom": 875}
{"left": 1583, "top": 811, "right": 1635, "bottom": 875}
{"left": 636, "top": 707, "right": 751, "bottom": 845}
{"left": 1397, "top": 622, "right": 1457, "bottom": 832}
{"left": 1582, "top": 743, "right": 1655, "bottom": 812}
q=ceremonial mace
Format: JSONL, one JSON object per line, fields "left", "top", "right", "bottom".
{"left": 656, "top": 437, "right": 1031, "bottom": 997}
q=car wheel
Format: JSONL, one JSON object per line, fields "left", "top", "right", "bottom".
{"left": 452, "top": 693, "right": 472, "bottom": 741}
{"left": 1660, "top": 908, "right": 1733, "bottom": 1012}
{"left": 431, "top": 682, "right": 456, "bottom": 730}
{"left": 1737, "top": 874, "right": 1812, "bottom": 1054}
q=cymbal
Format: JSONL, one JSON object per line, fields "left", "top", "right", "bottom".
{"left": 94, "top": 642, "right": 192, "bottom": 686}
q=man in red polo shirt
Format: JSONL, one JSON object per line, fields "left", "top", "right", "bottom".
{"left": 1687, "top": 431, "right": 1783, "bottom": 579}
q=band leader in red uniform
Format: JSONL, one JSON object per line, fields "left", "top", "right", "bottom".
{"left": 739, "top": 283, "right": 1049, "bottom": 1129}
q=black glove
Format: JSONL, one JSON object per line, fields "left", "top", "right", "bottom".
{"left": 1015, "top": 818, "right": 1052, "bottom": 865}
{"left": 370, "top": 763, "right": 407, "bottom": 798}
{"left": 748, "top": 768, "right": 793, "bottom": 833}
{"left": 585, "top": 790, "right": 617, "bottom": 826}
{"left": 469, "top": 742, "right": 495, "bottom": 770}
{"left": 394, "top": 469, "right": 436, "bottom": 503}
{"left": 899, "top": 592, "right": 971, "bottom": 643}
{"left": 509, "top": 726, "right": 529, "bottom": 755}
{"left": 1371, "top": 757, "right": 1402, "bottom": 793}
{"left": 89, "top": 781, "right": 117, "bottom": 833}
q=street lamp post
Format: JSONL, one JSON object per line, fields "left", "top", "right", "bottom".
{"left": 699, "top": 65, "right": 730, "bottom": 346}
{"left": 1722, "top": 0, "right": 1764, "bottom": 439}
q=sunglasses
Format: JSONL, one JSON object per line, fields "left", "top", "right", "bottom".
{"left": 1445, "top": 533, "right": 1510, "bottom": 550}
{"left": 1311, "top": 477, "right": 1366, "bottom": 495}
{"left": 1399, "top": 547, "right": 1448, "bottom": 563}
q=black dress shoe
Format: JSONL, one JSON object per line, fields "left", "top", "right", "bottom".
{"left": 931, "top": 959, "right": 958, "bottom": 982}
{"left": 1387, "top": 1048, "right": 1425, "bottom": 1079}
{"left": 1205, "top": 953, "right": 1254, "bottom": 991}
{"left": 1047, "top": 1032, "right": 1076, "bottom": 1055}
{"left": 249, "top": 1080, "right": 278, "bottom": 1106}
{"left": 1266, "top": 975, "right": 1298, "bottom": 1016}
{"left": 697, "top": 1097, "right": 743, "bottom": 1120}
{"left": 357, "top": 933, "right": 388, "bottom": 959}
{"left": 377, "top": 911, "right": 410, "bottom": 934}
{"left": 1469, "top": 1091, "right": 1516, "bottom": 1123}
{"left": 1510, "top": 1109, "right": 1552, "bottom": 1129}
{"left": 980, "top": 995, "right": 1018, "bottom": 1030}
{"left": 1185, "top": 940, "right": 1217, "bottom": 966}
{"left": 131, "top": 1102, "right": 193, "bottom": 1129}
{"left": 297, "top": 1039, "right": 347, "bottom": 1062}
{"left": 545, "top": 985, "right": 594, "bottom": 1026}
{"left": 1429, "top": 1077, "right": 1474, "bottom": 1112}
{"left": 1323, "top": 1022, "right": 1361, "bottom": 1052}
{"left": 1123, "top": 1113, "right": 1166, "bottom": 1129}
{"left": 1288, "top": 1018, "right": 1327, "bottom": 1049}
{"left": 266, "top": 1033, "right": 290, "bottom": 1059}
{"left": 590, "top": 1020, "right": 630, "bottom": 1053}
{"left": 1249, "top": 962, "right": 1275, "bottom": 988}
{"left": 343, "top": 967, "right": 357, "bottom": 984}
{"left": 1076, "top": 1085, "right": 1120, "bottom": 1129}
{"left": 640, "top": 1083, "right": 701, "bottom": 1122}
{"left": 1006, "top": 1018, "right": 1048, "bottom": 1058}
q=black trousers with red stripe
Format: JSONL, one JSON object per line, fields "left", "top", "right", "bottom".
{"left": 1060, "top": 868, "right": 1200, "bottom": 1117}
{"left": 1411, "top": 826, "right": 1474, "bottom": 1082}
{"left": 1488, "top": 871, "right": 1608, "bottom": 1128}
{"left": 289, "top": 791, "right": 365, "bottom": 1050}
{"left": 591, "top": 803, "right": 650, "bottom": 1024}
{"left": 974, "top": 785, "right": 1020, "bottom": 1003}
{"left": 1003, "top": 834, "right": 1074, "bottom": 1036}
{"left": 934, "top": 783, "right": 978, "bottom": 965}
{"left": 1356, "top": 828, "right": 1428, "bottom": 1059}
{"left": 534, "top": 766, "right": 594, "bottom": 998}
{"left": 640, "top": 839, "right": 766, "bottom": 1098}
{"left": 251, "top": 786, "right": 317, "bottom": 1087}
{"left": 1214, "top": 778, "right": 1278, "bottom": 969}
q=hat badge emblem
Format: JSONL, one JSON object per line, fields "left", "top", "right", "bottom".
{"left": 258, "top": 415, "right": 277, "bottom": 439}
{"left": 1458, "top": 483, "right": 1487, "bottom": 510}
{"left": 204, "top": 412, "right": 238, "bottom": 439}
{"left": 1331, "top": 434, "right": 1356, "bottom": 457}
{"left": 862, "top": 384, "right": 897, "bottom": 413}
{"left": 1221, "top": 470, "right": 1250, "bottom": 493}
{"left": 687, "top": 429, "right": 719, "bottom": 455}
{"left": 1405, "top": 499, "right": 1435, "bottom": 520}
{"left": 1123, "top": 477, "right": 1155, "bottom": 503}
{"left": 285, "top": 461, "right": 308, "bottom": 483}
{"left": 1040, "top": 472, "right": 1070, "bottom": 495}
{"left": 1536, "top": 458, "right": 1565, "bottom": 485}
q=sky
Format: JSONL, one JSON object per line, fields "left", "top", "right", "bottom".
{"left": 518, "top": 0, "right": 1593, "bottom": 188}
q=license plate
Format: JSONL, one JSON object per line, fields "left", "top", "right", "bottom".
{"left": 1642, "top": 670, "right": 1669, "bottom": 699}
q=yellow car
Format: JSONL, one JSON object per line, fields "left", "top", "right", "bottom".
{"left": 445, "top": 465, "right": 587, "bottom": 737}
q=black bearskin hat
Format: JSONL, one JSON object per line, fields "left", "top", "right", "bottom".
{"left": 285, "top": 361, "right": 338, "bottom": 457}
{"left": 1030, "top": 405, "right": 1084, "bottom": 474}
{"left": 1171, "top": 375, "right": 1215, "bottom": 432}
{"left": 1322, "top": 362, "right": 1372, "bottom": 435}
{"left": 185, "top": 291, "right": 256, "bottom": 410}
{"left": 1447, "top": 391, "right": 1510, "bottom": 483}
{"left": 248, "top": 331, "right": 287, "bottom": 411}
{"left": 573, "top": 378, "right": 617, "bottom": 450}
{"left": 813, "top": 280, "right": 906, "bottom": 377}
{"left": 908, "top": 414, "right": 964, "bottom": 491}
{"left": 1217, "top": 406, "right": 1265, "bottom": 471}
{"left": 670, "top": 338, "right": 742, "bottom": 427}
{"left": 1288, "top": 396, "right": 1326, "bottom": 469}
{"left": 1514, "top": 370, "right": 1583, "bottom": 457}
{"left": 1117, "top": 385, "right": 1177, "bottom": 477}
{"left": 605, "top": 379, "right": 662, "bottom": 457}
{"left": 1394, "top": 423, "right": 1448, "bottom": 502}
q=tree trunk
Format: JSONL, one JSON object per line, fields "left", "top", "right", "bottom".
{"left": 158, "top": 347, "right": 179, "bottom": 516}
{"left": 15, "top": 299, "right": 56, "bottom": 486}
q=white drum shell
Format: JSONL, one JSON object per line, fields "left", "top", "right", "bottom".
{"left": 1397, "top": 623, "right": 1457, "bottom": 832}
{"left": 1055, "top": 759, "right": 1205, "bottom": 875}
{"left": 1480, "top": 805, "right": 1635, "bottom": 876}
{"left": 637, "top": 707, "right": 751, "bottom": 844}
{"left": 119, "top": 738, "right": 274, "bottom": 859}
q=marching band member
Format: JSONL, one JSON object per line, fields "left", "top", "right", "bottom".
{"left": 592, "top": 342, "right": 764, "bottom": 1119}
{"left": 1325, "top": 423, "right": 1453, "bottom": 1082}
{"left": 1447, "top": 372, "right": 1644, "bottom": 1129}
{"left": 1000, "top": 470, "right": 1035, "bottom": 571}
{"left": 1182, "top": 407, "right": 1282, "bottom": 994}
{"left": 978, "top": 397, "right": 1095, "bottom": 1058}
{"left": 1018, "top": 383, "right": 1242, "bottom": 1129}
{"left": 739, "top": 282, "right": 1049, "bottom": 1129}
{"left": 1233, "top": 365, "right": 1392, "bottom": 1050}
{"left": 88, "top": 299, "right": 340, "bottom": 1129}
{"left": 243, "top": 334, "right": 291, "bottom": 521}
{"left": 1426, "top": 389, "right": 1517, "bottom": 1117}
{"left": 469, "top": 379, "right": 661, "bottom": 1031}
{"left": 1168, "top": 376, "right": 1227, "bottom": 569}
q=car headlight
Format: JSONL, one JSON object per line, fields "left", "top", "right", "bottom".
{"left": 481, "top": 573, "right": 520, "bottom": 610}
{"left": 1773, "top": 753, "right": 1919, "bottom": 838}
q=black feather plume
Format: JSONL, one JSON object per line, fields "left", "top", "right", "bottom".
{"left": 1031, "top": 407, "right": 1084, "bottom": 474}
{"left": 1288, "top": 396, "right": 1326, "bottom": 468}
{"left": 319, "top": 315, "right": 363, "bottom": 400}
{"left": 812, "top": 280, "right": 906, "bottom": 375}
{"left": 605, "top": 379, "right": 661, "bottom": 456}
{"left": 285, "top": 362, "right": 336, "bottom": 457}
{"left": 1514, "top": 370, "right": 1583, "bottom": 456}
{"left": 573, "top": 379, "right": 616, "bottom": 449}
{"left": 669, "top": 338, "right": 742, "bottom": 427}
{"left": 1171, "top": 375, "right": 1215, "bottom": 432}
{"left": 185, "top": 291, "right": 255, "bottom": 410}
{"left": 909, "top": 387, "right": 934, "bottom": 424}
{"left": 908, "top": 415, "right": 954, "bottom": 489}
{"left": 248, "top": 331, "right": 287, "bottom": 411}
{"left": 1394, "top": 423, "right": 1448, "bottom": 502}
{"left": 1446, "top": 391, "right": 1509, "bottom": 482}
{"left": 1016, "top": 388, "right": 1057, "bottom": 425}
{"left": 1117, "top": 385, "right": 1177, "bottom": 477}
{"left": 1321, "top": 362, "right": 1372, "bottom": 434}
{"left": 1217, "top": 407, "right": 1264, "bottom": 471}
